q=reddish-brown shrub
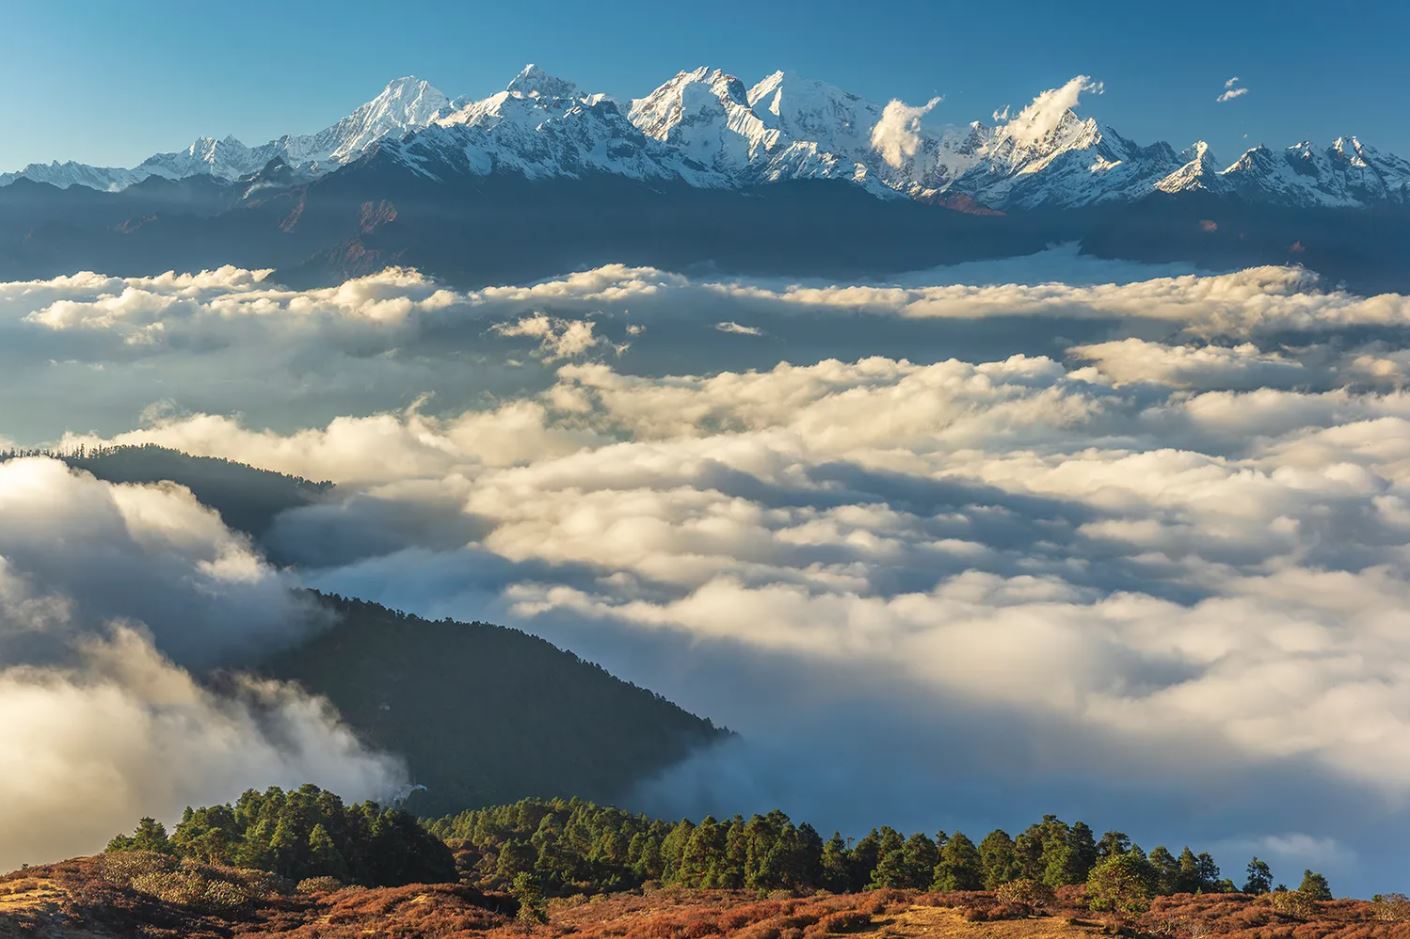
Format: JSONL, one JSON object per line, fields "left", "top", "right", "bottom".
{"left": 804, "top": 909, "right": 871, "bottom": 935}
{"left": 1375, "top": 892, "right": 1410, "bottom": 922}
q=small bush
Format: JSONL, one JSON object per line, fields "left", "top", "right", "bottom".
{"left": 1373, "top": 892, "right": 1410, "bottom": 922}
{"left": 995, "top": 878, "right": 1056, "bottom": 913}
{"left": 130, "top": 869, "right": 251, "bottom": 911}
{"left": 733, "top": 926, "right": 781, "bottom": 939}
{"left": 232, "top": 867, "right": 286, "bottom": 897}
{"left": 1266, "top": 889, "right": 1316, "bottom": 919}
{"left": 96, "top": 850, "right": 176, "bottom": 885}
{"left": 806, "top": 909, "right": 871, "bottom": 934}
{"left": 296, "top": 875, "right": 346, "bottom": 894}
{"left": 106, "top": 856, "right": 282, "bottom": 914}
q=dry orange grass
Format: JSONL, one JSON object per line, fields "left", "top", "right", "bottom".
{"left": 4, "top": 857, "right": 1410, "bottom": 939}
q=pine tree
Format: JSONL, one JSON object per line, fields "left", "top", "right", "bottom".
{"left": 720, "top": 817, "right": 747, "bottom": 889}
{"left": 978, "top": 829, "right": 1020, "bottom": 889}
{"left": 496, "top": 839, "right": 535, "bottom": 883}
{"left": 820, "top": 833, "right": 851, "bottom": 892}
{"left": 681, "top": 816, "right": 725, "bottom": 887}
{"left": 511, "top": 871, "right": 548, "bottom": 924}
{"left": 1147, "top": 846, "right": 1179, "bottom": 895}
{"left": 659, "top": 819, "right": 694, "bottom": 884}
{"left": 899, "top": 833, "right": 938, "bottom": 889}
{"left": 1195, "top": 852, "right": 1221, "bottom": 892}
{"left": 1242, "top": 857, "right": 1273, "bottom": 895}
{"left": 307, "top": 823, "right": 350, "bottom": 881}
{"left": 1096, "top": 830, "right": 1131, "bottom": 860}
{"left": 107, "top": 817, "right": 173, "bottom": 855}
{"left": 1298, "top": 870, "right": 1332, "bottom": 900}
{"left": 934, "top": 832, "right": 984, "bottom": 891}
{"left": 849, "top": 829, "right": 882, "bottom": 891}
{"left": 1014, "top": 821, "right": 1049, "bottom": 882}
{"left": 869, "top": 828, "right": 908, "bottom": 889}
{"left": 1068, "top": 822, "right": 1098, "bottom": 883}
{"left": 1176, "top": 847, "right": 1201, "bottom": 893}
{"left": 795, "top": 823, "right": 824, "bottom": 888}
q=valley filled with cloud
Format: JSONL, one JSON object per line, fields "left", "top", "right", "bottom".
{"left": 5, "top": 249, "right": 1410, "bottom": 889}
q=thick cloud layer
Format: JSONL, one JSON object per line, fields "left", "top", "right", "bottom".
{"left": 0, "top": 459, "right": 404, "bottom": 870}
{"left": 10, "top": 253, "right": 1410, "bottom": 891}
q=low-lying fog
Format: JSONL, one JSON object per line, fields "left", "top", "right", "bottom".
{"left": 4, "top": 246, "right": 1409, "bottom": 893}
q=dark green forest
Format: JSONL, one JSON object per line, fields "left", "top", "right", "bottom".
{"left": 264, "top": 595, "right": 729, "bottom": 815}
{"left": 111, "top": 791, "right": 1329, "bottom": 913}
{"left": 107, "top": 785, "right": 454, "bottom": 887}
{"left": 428, "top": 797, "right": 1307, "bottom": 904}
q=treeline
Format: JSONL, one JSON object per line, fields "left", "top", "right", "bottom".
{"left": 432, "top": 797, "right": 1324, "bottom": 904}
{"left": 107, "top": 785, "right": 455, "bottom": 887}
{"left": 109, "top": 791, "right": 1334, "bottom": 909}
{"left": 0, "top": 443, "right": 333, "bottom": 492}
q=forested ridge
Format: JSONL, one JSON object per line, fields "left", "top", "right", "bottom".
{"left": 265, "top": 595, "right": 729, "bottom": 815}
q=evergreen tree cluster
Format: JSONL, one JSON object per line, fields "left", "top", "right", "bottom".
{"left": 430, "top": 799, "right": 1303, "bottom": 901}
{"left": 107, "top": 785, "right": 455, "bottom": 887}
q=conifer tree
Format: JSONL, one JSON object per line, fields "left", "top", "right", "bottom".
{"left": 820, "top": 833, "right": 851, "bottom": 892}
{"left": 1242, "top": 857, "right": 1273, "bottom": 895}
{"left": 978, "top": 829, "right": 1020, "bottom": 889}
{"left": 934, "top": 832, "right": 984, "bottom": 890}
{"left": 869, "top": 828, "right": 908, "bottom": 889}
{"left": 898, "top": 832, "right": 938, "bottom": 889}
{"left": 307, "top": 823, "right": 350, "bottom": 881}
{"left": 1147, "top": 846, "right": 1180, "bottom": 895}
{"left": 1298, "top": 870, "right": 1332, "bottom": 900}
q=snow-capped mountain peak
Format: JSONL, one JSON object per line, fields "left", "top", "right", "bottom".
{"left": 0, "top": 77, "right": 449, "bottom": 191}
{"left": 1210, "top": 135, "right": 1410, "bottom": 207}
{"left": 627, "top": 67, "right": 780, "bottom": 174}
{"left": 4, "top": 66, "right": 1409, "bottom": 211}
{"left": 505, "top": 64, "right": 579, "bottom": 100}
{"left": 319, "top": 76, "right": 451, "bottom": 162}
{"left": 747, "top": 71, "right": 871, "bottom": 151}
{"left": 985, "top": 76, "right": 1105, "bottom": 173}
{"left": 1156, "top": 140, "right": 1224, "bottom": 194}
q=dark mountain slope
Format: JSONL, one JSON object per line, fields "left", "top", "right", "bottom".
{"left": 1, "top": 447, "right": 724, "bottom": 813}
{"left": 263, "top": 594, "right": 728, "bottom": 816}
{"left": 3, "top": 149, "right": 1409, "bottom": 292}
{"left": 0, "top": 444, "right": 332, "bottom": 540}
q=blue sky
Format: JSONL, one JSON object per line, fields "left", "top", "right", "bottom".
{"left": 3, "top": 0, "right": 1408, "bottom": 170}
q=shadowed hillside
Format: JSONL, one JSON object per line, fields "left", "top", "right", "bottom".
{"left": 264, "top": 595, "right": 729, "bottom": 816}
{"left": 1, "top": 444, "right": 331, "bottom": 540}
{"left": 0, "top": 448, "right": 728, "bottom": 816}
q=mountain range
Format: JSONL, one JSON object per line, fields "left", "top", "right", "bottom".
{"left": 3, "top": 65, "right": 1409, "bottom": 293}
{"left": 7, "top": 64, "right": 1409, "bottom": 211}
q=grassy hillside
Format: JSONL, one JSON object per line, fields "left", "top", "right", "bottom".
{"left": 4, "top": 857, "right": 1405, "bottom": 938}
{"left": 263, "top": 594, "right": 728, "bottom": 816}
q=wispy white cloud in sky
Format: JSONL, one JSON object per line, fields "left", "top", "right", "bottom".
{"left": 1218, "top": 76, "right": 1249, "bottom": 103}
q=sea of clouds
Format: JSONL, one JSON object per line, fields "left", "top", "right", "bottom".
{"left": 4, "top": 247, "right": 1410, "bottom": 890}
